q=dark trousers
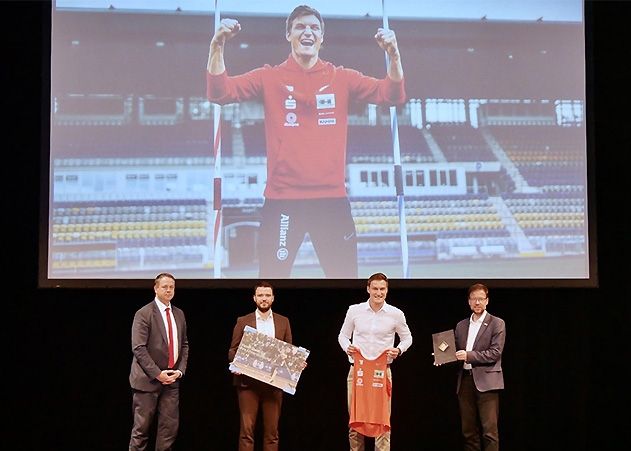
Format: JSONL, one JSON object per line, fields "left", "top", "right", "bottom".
{"left": 237, "top": 383, "right": 283, "bottom": 451}
{"left": 457, "top": 373, "right": 500, "bottom": 451}
{"left": 257, "top": 198, "right": 358, "bottom": 278}
{"left": 129, "top": 386, "right": 179, "bottom": 451}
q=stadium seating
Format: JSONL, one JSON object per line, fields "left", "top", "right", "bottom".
{"left": 346, "top": 125, "right": 434, "bottom": 163}
{"left": 488, "top": 125, "right": 585, "bottom": 188}
{"left": 350, "top": 194, "right": 510, "bottom": 261}
{"left": 429, "top": 124, "right": 497, "bottom": 162}
{"left": 50, "top": 199, "right": 209, "bottom": 271}
{"left": 502, "top": 192, "right": 586, "bottom": 237}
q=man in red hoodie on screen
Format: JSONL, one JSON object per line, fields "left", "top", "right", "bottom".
{"left": 207, "top": 4, "right": 406, "bottom": 278}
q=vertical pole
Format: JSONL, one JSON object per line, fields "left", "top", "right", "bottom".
{"left": 212, "top": 0, "right": 223, "bottom": 278}
{"left": 381, "top": 0, "right": 410, "bottom": 278}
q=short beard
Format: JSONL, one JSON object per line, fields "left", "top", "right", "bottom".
{"left": 258, "top": 305, "right": 271, "bottom": 313}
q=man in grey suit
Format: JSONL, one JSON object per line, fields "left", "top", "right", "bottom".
{"left": 455, "top": 283, "right": 505, "bottom": 451}
{"left": 228, "top": 281, "right": 292, "bottom": 451}
{"left": 129, "top": 273, "right": 189, "bottom": 451}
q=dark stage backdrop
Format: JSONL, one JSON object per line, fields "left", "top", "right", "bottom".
{"left": 5, "top": 1, "right": 628, "bottom": 450}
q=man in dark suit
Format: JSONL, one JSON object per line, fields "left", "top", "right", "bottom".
{"left": 455, "top": 283, "right": 506, "bottom": 451}
{"left": 129, "top": 273, "right": 189, "bottom": 451}
{"left": 228, "top": 281, "right": 292, "bottom": 451}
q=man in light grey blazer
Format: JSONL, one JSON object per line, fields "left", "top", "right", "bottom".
{"left": 129, "top": 273, "right": 189, "bottom": 451}
{"left": 455, "top": 283, "right": 505, "bottom": 451}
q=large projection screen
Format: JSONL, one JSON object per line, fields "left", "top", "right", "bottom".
{"left": 43, "top": 0, "right": 594, "bottom": 287}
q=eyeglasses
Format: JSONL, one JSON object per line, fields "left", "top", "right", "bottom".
{"left": 469, "top": 298, "right": 487, "bottom": 303}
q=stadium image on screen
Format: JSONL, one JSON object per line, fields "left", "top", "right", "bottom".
{"left": 46, "top": 0, "right": 589, "bottom": 284}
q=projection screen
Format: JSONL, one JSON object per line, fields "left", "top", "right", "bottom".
{"left": 44, "top": 0, "right": 592, "bottom": 286}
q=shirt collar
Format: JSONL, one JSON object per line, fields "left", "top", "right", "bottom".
{"left": 363, "top": 300, "right": 390, "bottom": 313}
{"left": 285, "top": 54, "right": 326, "bottom": 73}
{"left": 470, "top": 310, "right": 488, "bottom": 324}
{"left": 256, "top": 309, "right": 274, "bottom": 321}
{"left": 154, "top": 298, "right": 171, "bottom": 312}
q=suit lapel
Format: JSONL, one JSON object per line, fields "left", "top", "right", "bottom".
{"left": 273, "top": 313, "right": 284, "bottom": 340}
{"left": 246, "top": 312, "right": 257, "bottom": 329}
{"left": 152, "top": 301, "right": 168, "bottom": 345}
{"left": 459, "top": 321, "right": 470, "bottom": 349}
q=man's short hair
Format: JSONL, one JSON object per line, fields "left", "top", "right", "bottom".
{"left": 367, "top": 272, "right": 388, "bottom": 287}
{"left": 286, "top": 4, "right": 324, "bottom": 35}
{"left": 155, "top": 272, "right": 175, "bottom": 286}
{"left": 254, "top": 280, "right": 274, "bottom": 294}
{"left": 468, "top": 283, "right": 489, "bottom": 298}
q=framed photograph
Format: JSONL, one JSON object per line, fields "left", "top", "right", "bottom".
{"left": 229, "top": 326, "right": 310, "bottom": 394}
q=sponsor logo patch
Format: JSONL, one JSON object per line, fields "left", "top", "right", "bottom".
{"left": 284, "top": 112, "right": 299, "bottom": 127}
{"left": 318, "top": 118, "right": 336, "bottom": 126}
{"left": 276, "top": 248, "right": 288, "bottom": 261}
{"left": 278, "top": 213, "right": 289, "bottom": 247}
{"left": 285, "top": 96, "right": 296, "bottom": 110}
{"left": 316, "top": 93, "right": 335, "bottom": 109}
{"left": 277, "top": 214, "right": 289, "bottom": 261}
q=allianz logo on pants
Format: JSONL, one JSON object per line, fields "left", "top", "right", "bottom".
{"left": 277, "top": 213, "right": 290, "bottom": 261}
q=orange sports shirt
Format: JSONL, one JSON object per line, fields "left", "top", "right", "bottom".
{"left": 349, "top": 351, "right": 391, "bottom": 437}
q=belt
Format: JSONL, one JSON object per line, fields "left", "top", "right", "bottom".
{"left": 462, "top": 369, "right": 473, "bottom": 376}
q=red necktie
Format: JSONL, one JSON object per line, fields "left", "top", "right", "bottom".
{"left": 165, "top": 307, "right": 175, "bottom": 369}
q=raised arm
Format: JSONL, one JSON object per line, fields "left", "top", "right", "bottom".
{"left": 207, "top": 18, "right": 241, "bottom": 74}
{"left": 375, "top": 28, "right": 403, "bottom": 82}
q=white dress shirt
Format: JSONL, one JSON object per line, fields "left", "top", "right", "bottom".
{"left": 464, "top": 310, "right": 488, "bottom": 370}
{"left": 338, "top": 300, "right": 413, "bottom": 363}
{"left": 154, "top": 298, "right": 179, "bottom": 364}
{"left": 256, "top": 309, "right": 276, "bottom": 338}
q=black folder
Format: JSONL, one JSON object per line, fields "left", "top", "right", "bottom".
{"left": 432, "top": 329, "right": 457, "bottom": 365}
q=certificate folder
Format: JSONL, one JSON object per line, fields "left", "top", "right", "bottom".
{"left": 432, "top": 329, "right": 457, "bottom": 365}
